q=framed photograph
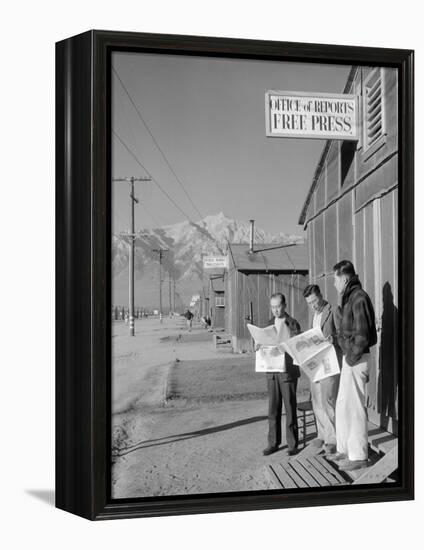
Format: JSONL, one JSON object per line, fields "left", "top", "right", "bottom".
{"left": 56, "top": 30, "right": 414, "bottom": 520}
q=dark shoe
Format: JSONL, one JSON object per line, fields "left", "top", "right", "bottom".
{"left": 338, "top": 459, "right": 368, "bottom": 471}
{"left": 263, "top": 446, "right": 279, "bottom": 456}
{"left": 324, "top": 443, "right": 337, "bottom": 454}
{"left": 287, "top": 448, "right": 298, "bottom": 456}
{"left": 311, "top": 438, "right": 324, "bottom": 448}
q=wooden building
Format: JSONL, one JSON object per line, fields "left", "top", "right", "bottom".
{"left": 298, "top": 66, "right": 398, "bottom": 434}
{"left": 225, "top": 243, "right": 309, "bottom": 353}
{"left": 208, "top": 275, "right": 225, "bottom": 329}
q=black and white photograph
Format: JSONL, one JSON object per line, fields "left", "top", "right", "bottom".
{"left": 2, "top": 0, "right": 422, "bottom": 543}
{"left": 110, "top": 51, "right": 400, "bottom": 498}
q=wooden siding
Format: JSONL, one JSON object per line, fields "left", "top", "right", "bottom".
{"left": 355, "top": 154, "right": 397, "bottom": 211}
{"left": 326, "top": 142, "right": 340, "bottom": 202}
{"left": 301, "top": 66, "right": 399, "bottom": 434}
{"left": 314, "top": 216, "right": 325, "bottom": 279}
{"left": 377, "top": 191, "right": 399, "bottom": 432}
{"left": 226, "top": 271, "right": 309, "bottom": 353}
{"left": 338, "top": 191, "right": 354, "bottom": 261}
{"left": 316, "top": 169, "right": 326, "bottom": 212}
{"left": 324, "top": 204, "right": 338, "bottom": 299}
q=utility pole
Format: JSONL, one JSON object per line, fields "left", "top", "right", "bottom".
{"left": 113, "top": 176, "right": 151, "bottom": 336}
{"left": 168, "top": 275, "right": 172, "bottom": 316}
{"left": 152, "top": 248, "right": 169, "bottom": 323}
{"left": 173, "top": 278, "right": 176, "bottom": 313}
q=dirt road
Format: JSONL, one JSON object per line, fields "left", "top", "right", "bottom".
{"left": 112, "top": 316, "right": 309, "bottom": 498}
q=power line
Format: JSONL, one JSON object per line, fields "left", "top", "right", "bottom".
{"left": 113, "top": 67, "right": 204, "bottom": 220}
{"left": 284, "top": 247, "right": 297, "bottom": 271}
{"left": 138, "top": 202, "right": 163, "bottom": 228}
{"left": 113, "top": 130, "right": 194, "bottom": 222}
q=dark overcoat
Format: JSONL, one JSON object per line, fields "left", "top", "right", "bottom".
{"left": 334, "top": 275, "right": 377, "bottom": 366}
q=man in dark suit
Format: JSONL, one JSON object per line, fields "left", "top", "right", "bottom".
{"left": 259, "top": 292, "right": 301, "bottom": 456}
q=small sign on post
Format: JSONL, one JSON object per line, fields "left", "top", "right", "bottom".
{"left": 265, "top": 90, "right": 359, "bottom": 140}
{"left": 203, "top": 256, "right": 228, "bottom": 269}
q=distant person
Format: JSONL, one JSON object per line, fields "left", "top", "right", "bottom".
{"left": 303, "top": 284, "right": 341, "bottom": 454}
{"left": 184, "top": 309, "right": 194, "bottom": 331}
{"left": 329, "top": 260, "right": 377, "bottom": 471}
{"left": 257, "top": 293, "right": 301, "bottom": 456}
{"left": 201, "top": 315, "right": 211, "bottom": 329}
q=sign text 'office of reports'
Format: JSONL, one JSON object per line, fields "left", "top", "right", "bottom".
{"left": 265, "top": 91, "right": 358, "bottom": 140}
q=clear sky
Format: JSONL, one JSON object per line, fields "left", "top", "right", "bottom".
{"left": 112, "top": 52, "right": 351, "bottom": 237}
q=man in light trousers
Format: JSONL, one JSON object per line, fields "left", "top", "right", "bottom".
{"left": 329, "top": 260, "right": 377, "bottom": 472}
{"left": 303, "top": 284, "right": 341, "bottom": 454}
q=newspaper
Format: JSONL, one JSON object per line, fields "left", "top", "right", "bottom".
{"left": 282, "top": 327, "right": 340, "bottom": 382}
{"left": 246, "top": 323, "right": 281, "bottom": 347}
{"left": 247, "top": 323, "right": 290, "bottom": 373}
{"left": 247, "top": 324, "right": 340, "bottom": 381}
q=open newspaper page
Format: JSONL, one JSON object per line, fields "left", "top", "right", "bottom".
{"left": 282, "top": 327, "right": 340, "bottom": 382}
{"left": 301, "top": 346, "right": 340, "bottom": 382}
{"left": 247, "top": 323, "right": 286, "bottom": 372}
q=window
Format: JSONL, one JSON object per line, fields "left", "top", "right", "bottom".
{"left": 341, "top": 140, "right": 356, "bottom": 187}
{"left": 363, "top": 69, "right": 385, "bottom": 150}
{"left": 215, "top": 295, "right": 225, "bottom": 307}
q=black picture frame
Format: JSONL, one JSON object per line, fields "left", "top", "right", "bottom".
{"left": 56, "top": 30, "right": 414, "bottom": 520}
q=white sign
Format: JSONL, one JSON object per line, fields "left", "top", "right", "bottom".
{"left": 265, "top": 90, "right": 358, "bottom": 140}
{"left": 203, "top": 256, "right": 228, "bottom": 269}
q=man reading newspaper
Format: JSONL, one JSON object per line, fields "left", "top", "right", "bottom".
{"left": 248, "top": 297, "right": 340, "bottom": 457}
{"left": 303, "top": 284, "right": 342, "bottom": 454}
{"left": 249, "top": 292, "right": 301, "bottom": 457}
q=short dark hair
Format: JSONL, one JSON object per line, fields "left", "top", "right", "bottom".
{"left": 303, "top": 284, "right": 322, "bottom": 298}
{"left": 333, "top": 260, "right": 356, "bottom": 278}
{"left": 270, "top": 292, "right": 286, "bottom": 304}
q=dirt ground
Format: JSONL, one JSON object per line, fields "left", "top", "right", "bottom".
{"left": 111, "top": 316, "right": 312, "bottom": 498}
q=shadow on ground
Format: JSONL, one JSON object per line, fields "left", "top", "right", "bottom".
{"left": 114, "top": 414, "right": 268, "bottom": 457}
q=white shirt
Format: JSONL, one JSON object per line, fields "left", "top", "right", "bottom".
{"left": 313, "top": 311, "right": 323, "bottom": 329}
{"left": 274, "top": 317, "right": 290, "bottom": 372}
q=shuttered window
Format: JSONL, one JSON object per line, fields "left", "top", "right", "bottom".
{"left": 364, "top": 69, "right": 384, "bottom": 150}
{"left": 215, "top": 295, "right": 225, "bottom": 307}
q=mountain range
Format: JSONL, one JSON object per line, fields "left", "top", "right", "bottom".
{"left": 112, "top": 212, "right": 304, "bottom": 309}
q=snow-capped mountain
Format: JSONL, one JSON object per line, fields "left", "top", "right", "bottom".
{"left": 112, "top": 212, "right": 303, "bottom": 308}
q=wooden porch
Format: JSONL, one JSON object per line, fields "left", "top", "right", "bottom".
{"left": 265, "top": 421, "right": 398, "bottom": 489}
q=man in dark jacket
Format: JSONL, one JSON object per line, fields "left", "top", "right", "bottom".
{"left": 303, "top": 284, "right": 341, "bottom": 454}
{"left": 259, "top": 292, "right": 301, "bottom": 456}
{"left": 183, "top": 309, "right": 193, "bottom": 331}
{"left": 330, "top": 260, "right": 377, "bottom": 471}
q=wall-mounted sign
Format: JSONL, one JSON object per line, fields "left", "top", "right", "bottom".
{"left": 265, "top": 90, "right": 358, "bottom": 140}
{"left": 203, "top": 256, "right": 228, "bottom": 269}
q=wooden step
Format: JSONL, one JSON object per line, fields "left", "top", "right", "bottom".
{"left": 367, "top": 423, "right": 397, "bottom": 454}
{"left": 265, "top": 453, "right": 348, "bottom": 489}
{"left": 264, "top": 423, "right": 399, "bottom": 489}
{"left": 351, "top": 443, "right": 398, "bottom": 485}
